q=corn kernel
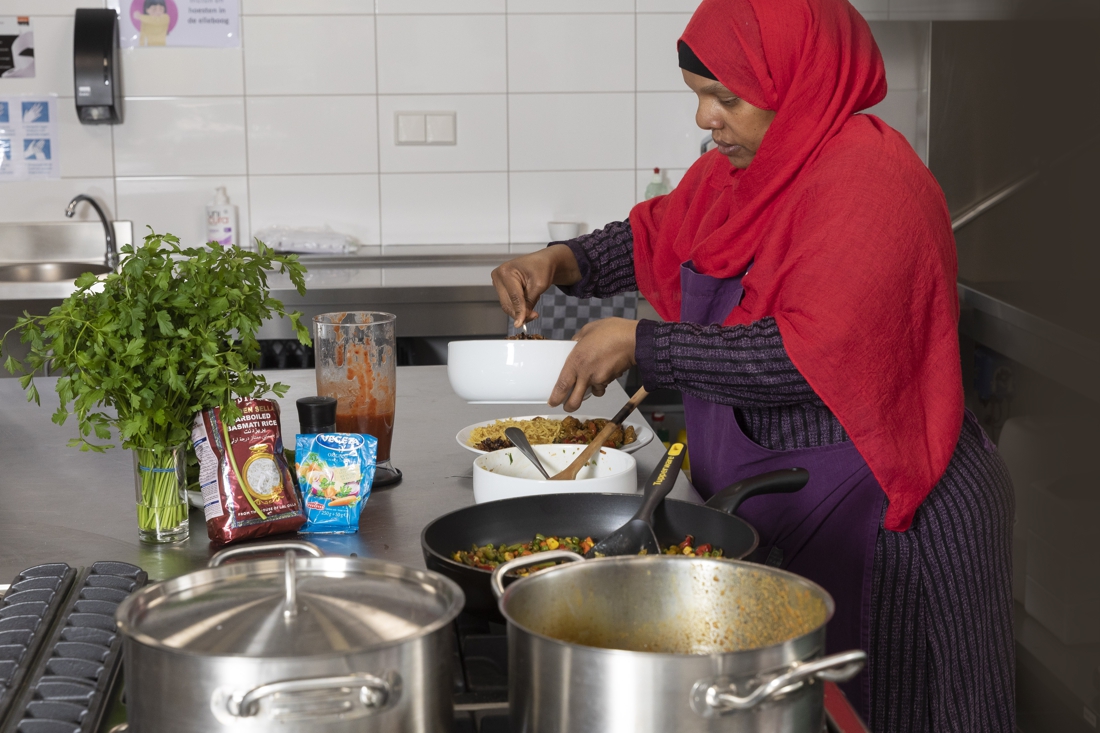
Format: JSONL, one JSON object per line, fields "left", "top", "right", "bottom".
{"left": 547, "top": 538, "right": 560, "bottom": 550}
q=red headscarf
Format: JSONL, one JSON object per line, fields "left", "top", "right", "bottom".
{"left": 630, "top": 0, "right": 962, "bottom": 531}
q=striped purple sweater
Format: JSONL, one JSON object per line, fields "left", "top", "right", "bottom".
{"left": 562, "top": 223, "right": 1018, "bottom": 733}
{"left": 559, "top": 219, "right": 849, "bottom": 450}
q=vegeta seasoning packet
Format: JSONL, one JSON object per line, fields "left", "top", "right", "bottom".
{"left": 295, "top": 433, "right": 378, "bottom": 534}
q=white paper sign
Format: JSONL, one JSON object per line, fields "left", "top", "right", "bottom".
{"left": 0, "top": 16, "right": 35, "bottom": 78}
{"left": 111, "top": 0, "right": 240, "bottom": 48}
{"left": 0, "top": 95, "right": 60, "bottom": 181}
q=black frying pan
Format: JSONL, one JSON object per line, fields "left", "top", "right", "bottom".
{"left": 421, "top": 466, "right": 809, "bottom": 619}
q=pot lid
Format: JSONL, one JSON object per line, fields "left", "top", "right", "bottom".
{"left": 116, "top": 545, "right": 463, "bottom": 657}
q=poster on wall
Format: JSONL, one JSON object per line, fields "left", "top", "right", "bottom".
{"left": 109, "top": 0, "right": 239, "bottom": 48}
{"left": 0, "top": 95, "right": 60, "bottom": 181}
{"left": 0, "top": 17, "right": 35, "bottom": 78}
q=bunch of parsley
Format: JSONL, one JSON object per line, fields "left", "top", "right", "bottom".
{"left": 2, "top": 231, "right": 311, "bottom": 452}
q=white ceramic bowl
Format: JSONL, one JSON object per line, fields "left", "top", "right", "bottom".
{"left": 472, "top": 444, "right": 637, "bottom": 504}
{"left": 447, "top": 339, "right": 575, "bottom": 404}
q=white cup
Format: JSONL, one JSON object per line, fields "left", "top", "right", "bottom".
{"left": 548, "top": 221, "right": 583, "bottom": 241}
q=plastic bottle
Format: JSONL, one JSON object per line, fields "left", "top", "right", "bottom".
{"left": 644, "top": 168, "right": 671, "bottom": 200}
{"left": 650, "top": 411, "right": 670, "bottom": 445}
{"left": 205, "top": 187, "right": 238, "bottom": 247}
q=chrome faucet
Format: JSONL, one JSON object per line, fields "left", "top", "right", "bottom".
{"left": 65, "top": 194, "right": 118, "bottom": 271}
{"left": 700, "top": 134, "right": 716, "bottom": 157}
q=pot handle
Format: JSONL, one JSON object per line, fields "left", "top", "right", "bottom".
{"left": 702, "top": 468, "right": 809, "bottom": 515}
{"left": 490, "top": 550, "right": 583, "bottom": 599}
{"left": 208, "top": 540, "right": 324, "bottom": 568}
{"left": 225, "top": 672, "right": 399, "bottom": 718}
{"left": 691, "top": 649, "right": 866, "bottom": 716}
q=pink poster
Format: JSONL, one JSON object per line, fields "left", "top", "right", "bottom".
{"left": 112, "top": 0, "right": 239, "bottom": 48}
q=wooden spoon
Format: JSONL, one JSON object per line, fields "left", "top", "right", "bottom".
{"left": 550, "top": 386, "right": 649, "bottom": 481}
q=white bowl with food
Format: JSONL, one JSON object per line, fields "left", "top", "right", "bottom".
{"left": 447, "top": 339, "right": 576, "bottom": 404}
{"left": 473, "top": 444, "right": 637, "bottom": 504}
{"left": 456, "top": 414, "right": 653, "bottom": 454}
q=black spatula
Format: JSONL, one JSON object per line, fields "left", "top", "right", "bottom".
{"left": 584, "top": 442, "right": 685, "bottom": 558}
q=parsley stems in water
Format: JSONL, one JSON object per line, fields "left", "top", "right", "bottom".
{"left": 1, "top": 230, "right": 311, "bottom": 541}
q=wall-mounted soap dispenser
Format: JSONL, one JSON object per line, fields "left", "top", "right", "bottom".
{"left": 73, "top": 9, "right": 122, "bottom": 124}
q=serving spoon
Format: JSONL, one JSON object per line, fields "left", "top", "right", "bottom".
{"left": 584, "top": 442, "right": 685, "bottom": 558}
{"left": 504, "top": 426, "right": 551, "bottom": 480}
{"left": 550, "top": 387, "right": 649, "bottom": 481}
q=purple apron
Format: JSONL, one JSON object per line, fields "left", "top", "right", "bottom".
{"left": 679, "top": 263, "right": 882, "bottom": 714}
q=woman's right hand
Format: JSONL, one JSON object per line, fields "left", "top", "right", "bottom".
{"left": 491, "top": 244, "right": 582, "bottom": 329}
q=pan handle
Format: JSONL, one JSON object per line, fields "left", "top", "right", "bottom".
{"left": 490, "top": 550, "right": 584, "bottom": 599}
{"left": 703, "top": 468, "right": 809, "bottom": 515}
{"left": 208, "top": 541, "right": 324, "bottom": 568}
{"left": 690, "top": 649, "right": 865, "bottom": 716}
{"left": 220, "top": 672, "right": 400, "bottom": 719}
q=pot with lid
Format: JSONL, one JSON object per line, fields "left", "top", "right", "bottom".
{"left": 492, "top": 552, "right": 865, "bottom": 733}
{"left": 114, "top": 541, "right": 464, "bottom": 732}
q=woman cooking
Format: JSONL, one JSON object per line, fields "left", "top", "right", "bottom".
{"left": 491, "top": 0, "right": 1015, "bottom": 730}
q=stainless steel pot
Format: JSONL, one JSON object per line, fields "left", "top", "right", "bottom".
{"left": 491, "top": 551, "right": 865, "bottom": 733}
{"left": 114, "top": 541, "right": 464, "bottom": 733}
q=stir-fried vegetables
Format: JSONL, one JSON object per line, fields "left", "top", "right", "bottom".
{"left": 451, "top": 533, "right": 724, "bottom": 575}
{"left": 662, "top": 534, "right": 724, "bottom": 558}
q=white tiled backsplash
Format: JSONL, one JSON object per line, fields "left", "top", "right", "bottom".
{"left": 0, "top": 0, "right": 929, "bottom": 252}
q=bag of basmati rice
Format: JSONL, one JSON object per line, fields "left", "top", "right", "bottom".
{"left": 192, "top": 398, "right": 306, "bottom": 544}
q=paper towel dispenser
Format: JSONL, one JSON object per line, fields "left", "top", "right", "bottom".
{"left": 73, "top": 9, "right": 122, "bottom": 124}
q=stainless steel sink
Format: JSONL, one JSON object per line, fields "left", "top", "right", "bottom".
{"left": 0, "top": 262, "right": 111, "bottom": 282}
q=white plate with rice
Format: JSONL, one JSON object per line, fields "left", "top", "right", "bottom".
{"left": 456, "top": 414, "right": 654, "bottom": 455}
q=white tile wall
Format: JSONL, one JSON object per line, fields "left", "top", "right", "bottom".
{"left": 243, "top": 16, "right": 376, "bottom": 95}
{"left": 380, "top": 172, "right": 508, "bottom": 245}
{"left": 376, "top": 15, "right": 506, "bottom": 95}
{"left": 509, "top": 93, "right": 634, "bottom": 171}
{"left": 116, "top": 176, "right": 249, "bottom": 246}
{"left": 250, "top": 174, "right": 380, "bottom": 245}
{"left": 1, "top": 178, "right": 115, "bottom": 221}
{"left": 56, "top": 103, "right": 115, "bottom": 178}
{"left": 376, "top": 0, "right": 503, "bottom": 12}
{"left": 508, "top": 0, "right": 633, "bottom": 12}
{"left": 637, "top": 92, "right": 701, "bottom": 171}
{"left": 507, "top": 15, "right": 634, "bottom": 93}
{"left": 122, "top": 48, "right": 245, "bottom": 97}
{"left": 241, "top": 0, "right": 372, "bottom": 14}
{"left": 0, "top": 2, "right": 930, "bottom": 253}
{"left": 510, "top": 170, "right": 635, "bottom": 243}
{"left": 247, "top": 96, "right": 378, "bottom": 175}
{"left": 113, "top": 98, "right": 247, "bottom": 177}
{"left": 637, "top": 13, "right": 693, "bottom": 92}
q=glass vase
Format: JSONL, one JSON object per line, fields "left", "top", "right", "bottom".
{"left": 133, "top": 443, "right": 190, "bottom": 544}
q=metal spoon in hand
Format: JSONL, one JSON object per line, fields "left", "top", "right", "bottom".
{"left": 504, "top": 427, "right": 551, "bottom": 480}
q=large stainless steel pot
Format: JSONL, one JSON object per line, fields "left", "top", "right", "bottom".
{"left": 491, "top": 551, "right": 865, "bottom": 733}
{"left": 114, "top": 541, "right": 464, "bottom": 733}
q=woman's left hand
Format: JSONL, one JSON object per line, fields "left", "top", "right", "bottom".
{"left": 549, "top": 318, "right": 639, "bottom": 412}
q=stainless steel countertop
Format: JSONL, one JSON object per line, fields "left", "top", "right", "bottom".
{"left": 0, "top": 366, "right": 696, "bottom": 582}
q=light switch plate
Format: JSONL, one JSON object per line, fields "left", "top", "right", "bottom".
{"left": 395, "top": 111, "right": 456, "bottom": 145}
{"left": 425, "top": 112, "right": 457, "bottom": 145}
{"left": 396, "top": 113, "right": 426, "bottom": 144}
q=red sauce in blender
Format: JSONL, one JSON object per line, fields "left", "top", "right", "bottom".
{"left": 319, "top": 335, "right": 395, "bottom": 463}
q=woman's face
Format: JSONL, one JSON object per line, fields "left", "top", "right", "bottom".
{"left": 683, "top": 70, "right": 776, "bottom": 169}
